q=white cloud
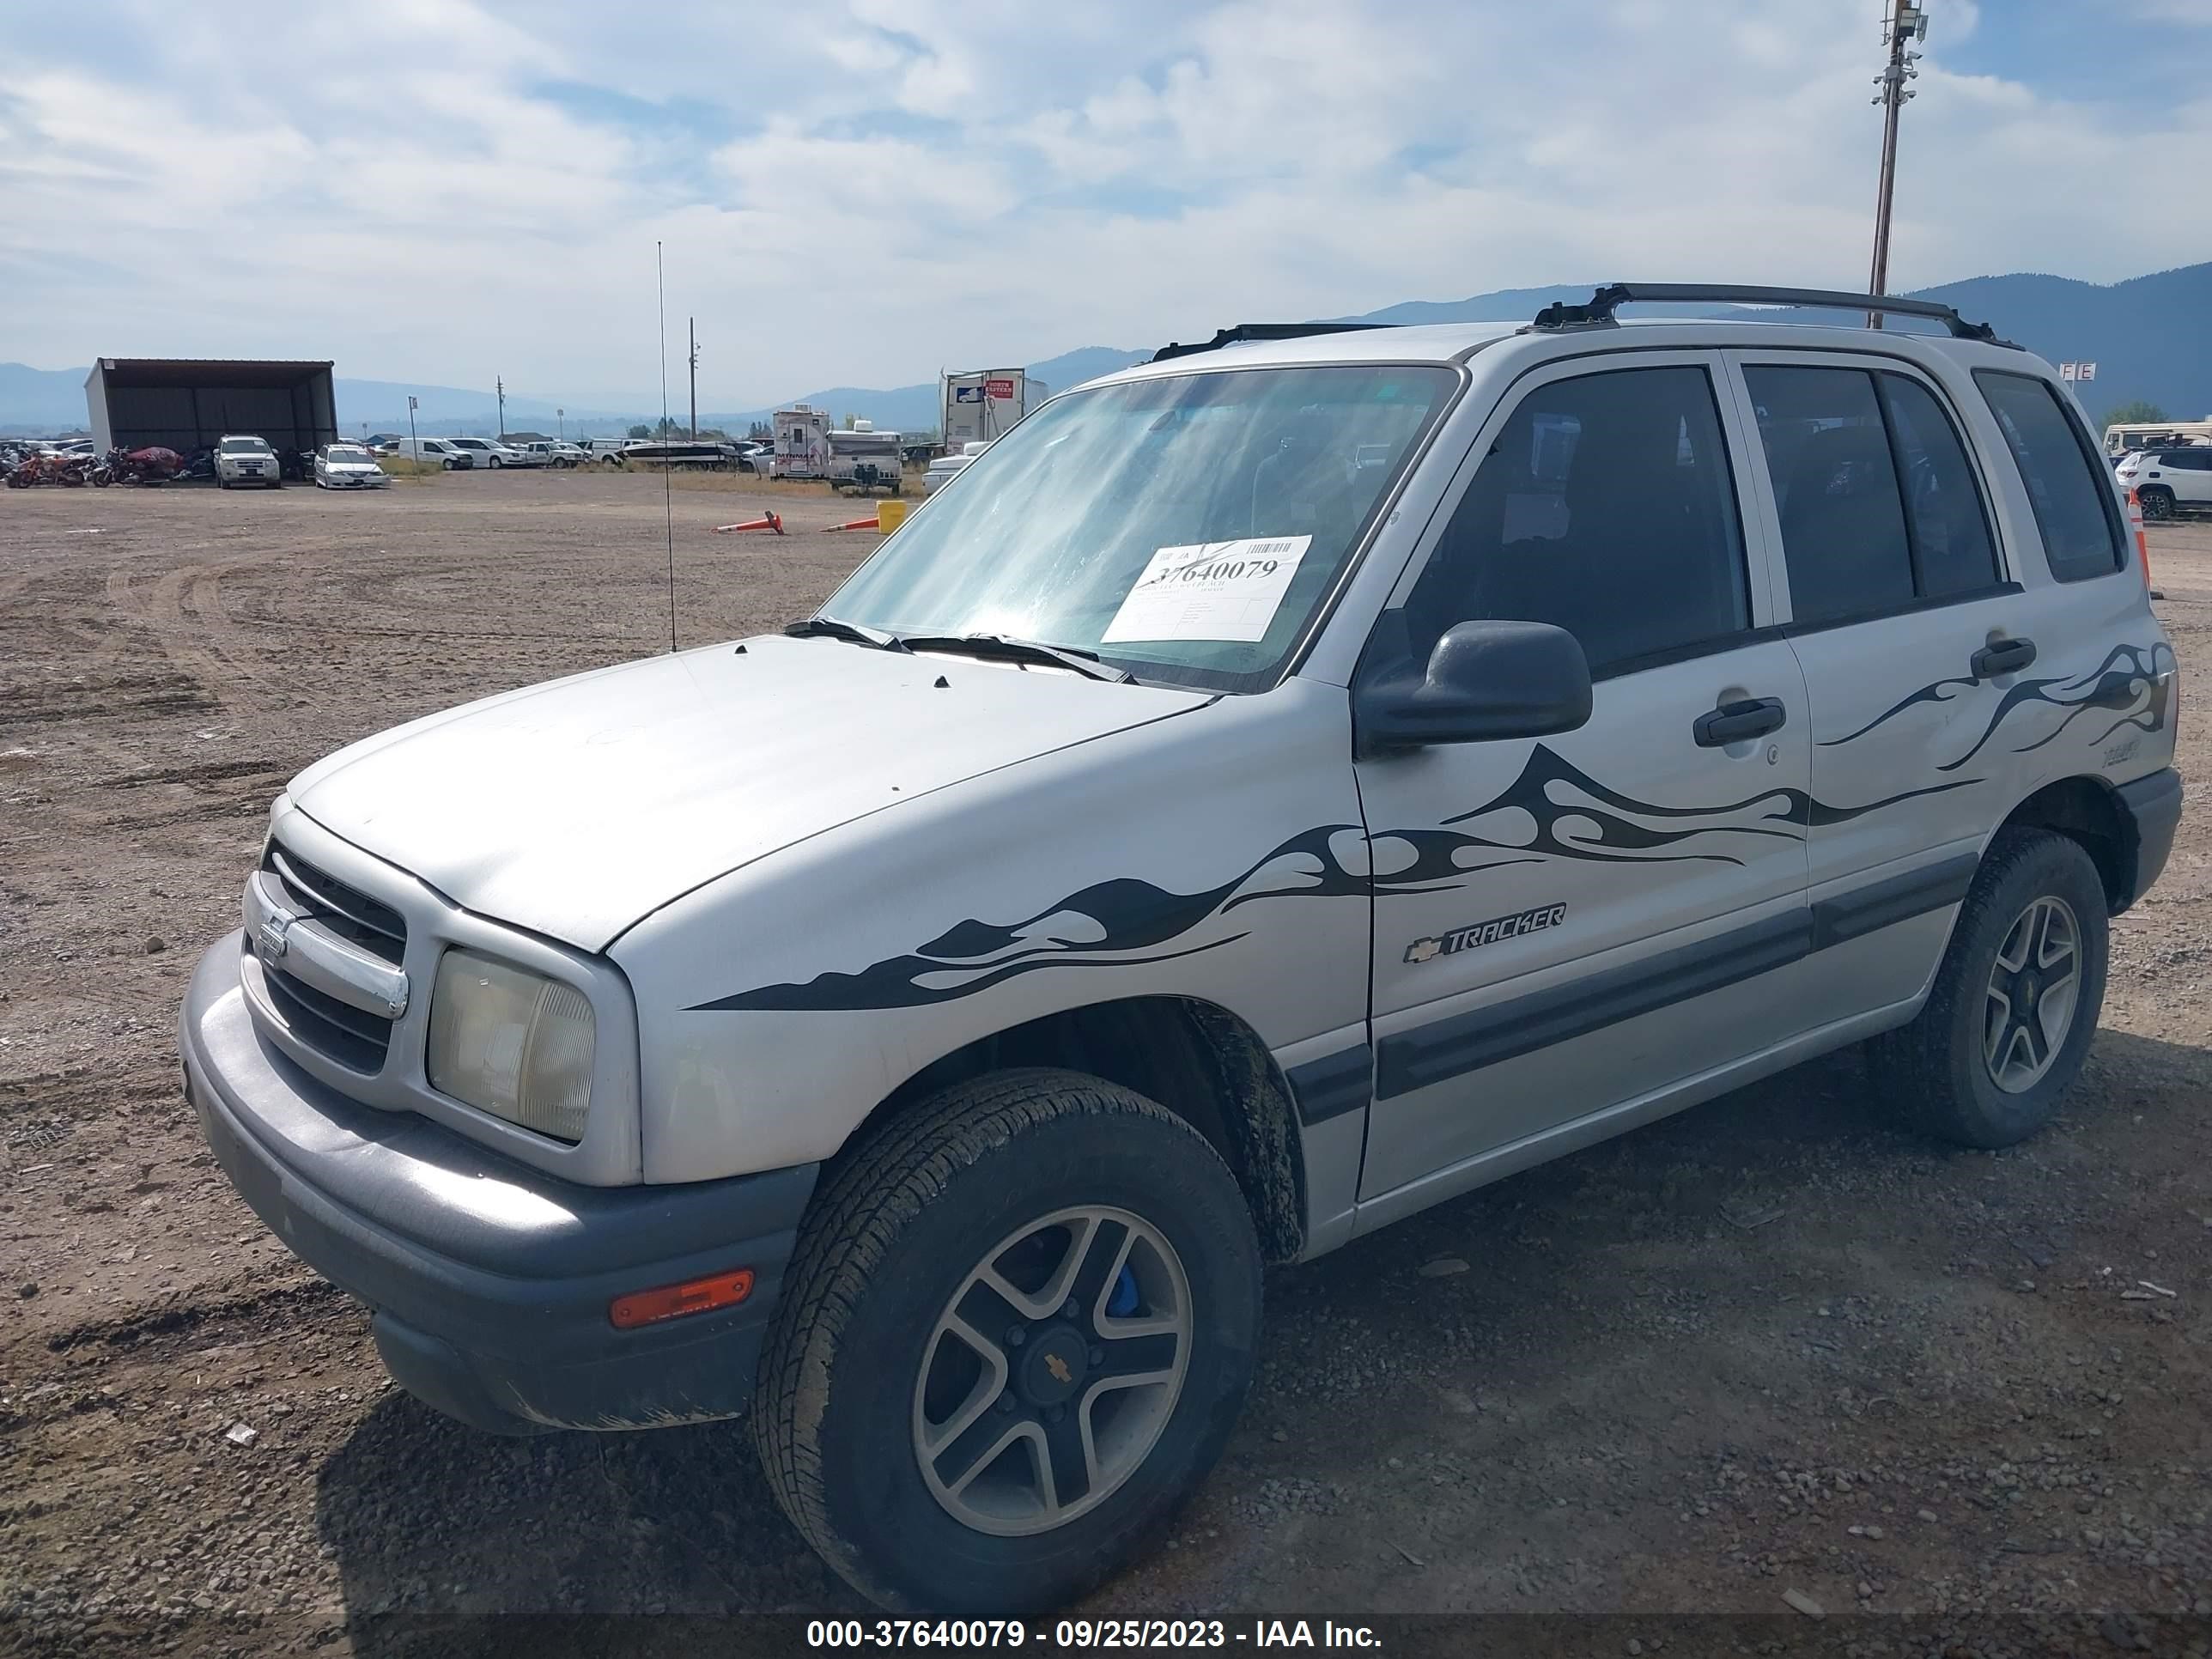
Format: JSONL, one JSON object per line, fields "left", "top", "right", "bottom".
{"left": 0, "top": 0, "right": 2204, "bottom": 410}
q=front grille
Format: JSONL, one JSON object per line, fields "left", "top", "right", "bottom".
{"left": 253, "top": 841, "right": 409, "bottom": 1072}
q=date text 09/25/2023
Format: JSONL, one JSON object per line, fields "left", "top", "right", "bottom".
{"left": 806, "top": 1619, "right": 1383, "bottom": 1649}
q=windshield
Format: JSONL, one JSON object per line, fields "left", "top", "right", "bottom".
{"left": 822, "top": 363, "right": 1456, "bottom": 690}
{"left": 326, "top": 447, "right": 371, "bottom": 461}
{"left": 219, "top": 438, "right": 270, "bottom": 454}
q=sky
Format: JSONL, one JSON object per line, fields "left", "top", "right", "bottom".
{"left": 3, "top": 0, "right": 2209, "bottom": 409}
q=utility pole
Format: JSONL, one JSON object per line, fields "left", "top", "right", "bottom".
{"left": 557, "top": 407, "right": 564, "bottom": 441}
{"left": 688, "top": 319, "right": 699, "bottom": 440}
{"left": 406, "top": 394, "right": 418, "bottom": 459}
{"left": 496, "top": 376, "right": 507, "bottom": 438}
{"left": 1868, "top": 0, "right": 1928, "bottom": 329}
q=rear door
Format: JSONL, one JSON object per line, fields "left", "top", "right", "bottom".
{"left": 1726, "top": 350, "right": 2022, "bottom": 1017}
{"left": 1354, "top": 352, "right": 1814, "bottom": 1205}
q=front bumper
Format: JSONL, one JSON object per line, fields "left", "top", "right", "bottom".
{"left": 181, "top": 932, "right": 817, "bottom": 1434}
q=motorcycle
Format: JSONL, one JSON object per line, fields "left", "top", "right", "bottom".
{"left": 89, "top": 445, "right": 185, "bottom": 487}
{"left": 4, "top": 451, "right": 90, "bottom": 488}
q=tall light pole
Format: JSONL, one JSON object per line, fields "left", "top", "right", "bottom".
{"left": 688, "top": 319, "right": 699, "bottom": 441}
{"left": 1868, "top": 0, "right": 1928, "bottom": 329}
{"left": 557, "top": 407, "right": 564, "bottom": 441}
{"left": 496, "top": 376, "right": 507, "bottom": 438}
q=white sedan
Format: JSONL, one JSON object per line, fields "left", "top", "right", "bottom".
{"left": 446, "top": 437, "right": 535, "bottom": 469}
{"left": 314, "top": 444, "right": 391, "bottom": 489}
{"left": 921, "top": 440, "right": 992, "bottom": 495}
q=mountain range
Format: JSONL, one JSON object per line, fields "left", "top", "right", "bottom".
{"left": 5, "top": 264, "right": 2205, "bottom": 436}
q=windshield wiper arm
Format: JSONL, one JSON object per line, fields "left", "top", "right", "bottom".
{"left": 782, "top": 615, "right": 910, "bottom": 652}
{"left": 897, "top": 634, "right": 1135, "bottom": 684}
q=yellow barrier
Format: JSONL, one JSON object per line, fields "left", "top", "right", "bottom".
{"left": 878, "top": 498, "right": 909, "bottom": 533}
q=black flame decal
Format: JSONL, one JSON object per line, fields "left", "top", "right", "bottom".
{"left": 696, "top": 747, "right": 1974, "bottom": 1013}
{"left": 1821, "top": 641, "right": 2174, "bottom": 772}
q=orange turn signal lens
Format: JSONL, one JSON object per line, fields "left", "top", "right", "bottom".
{"left": 608, "top": 1267, "right": 755, "bottom": 1330}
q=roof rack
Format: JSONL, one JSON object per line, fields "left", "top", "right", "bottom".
{"left": 1150, "top": 322, "right": 1389, "bottom": 364}
{"left": 1528, "top": 283, "right": 2014, "bottom": 346}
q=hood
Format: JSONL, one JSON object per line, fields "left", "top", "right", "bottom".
{"left": 288, "top": 634, "right": 1209, "bottom": 951}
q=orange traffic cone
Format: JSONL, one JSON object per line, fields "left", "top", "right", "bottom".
{"left": 712, "top": 512, "right": 783, "bottom": 535}
{"left": 823, "top": 514, "right": 882, "bottom": 532}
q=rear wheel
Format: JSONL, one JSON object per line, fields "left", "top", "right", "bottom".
{"left": 2138, "top": 486, "right": 2175, "bottom": 522}
{"left": 1865, "top": 830, "right": 2108, "bottom": 1148}
{"left": 754, "top": 1069, "right": 1261, "bottom": 1613}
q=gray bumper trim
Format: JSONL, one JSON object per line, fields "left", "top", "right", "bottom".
{"left": 2115, "top": 768, "right": 2182, "bottom": 913}
{"left": 181, "top": 932, "right": 818, "bottom": 1431}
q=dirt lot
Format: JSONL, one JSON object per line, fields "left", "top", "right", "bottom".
{"left": 3, "top": 471, "right": 2208, "bottom": 1656}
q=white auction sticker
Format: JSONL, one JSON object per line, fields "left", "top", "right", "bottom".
{"left": 1101, "top": 536, "right": 1313, "bottom": 644}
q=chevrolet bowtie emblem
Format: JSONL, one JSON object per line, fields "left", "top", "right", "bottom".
{"left": 256, "top": 913, "right": 291, "bottom": 960}
{"left": 1044, "top": 1353, "right": 1073, "bottom": 1385}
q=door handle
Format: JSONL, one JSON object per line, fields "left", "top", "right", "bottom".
{"left": 1693, "top": 697, "right": 1787, "bottom": 748}
{"left": 1971, "top": 637, "right": 2037, "bottom": 678}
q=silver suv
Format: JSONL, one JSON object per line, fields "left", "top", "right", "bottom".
{"left": 182, "top": 283, "right": 2182, "bottom": 1614}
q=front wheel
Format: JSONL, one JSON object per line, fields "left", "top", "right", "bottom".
{"left": 755, "top": 1069, "right": 1261, "bottom": 1614}
{"left": 1865, "top": 830, "right": 2109, "bottom": 1148}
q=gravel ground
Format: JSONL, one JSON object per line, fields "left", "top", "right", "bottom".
{"left": 2, "top": 472, "right": 2207, "bottom": 1657}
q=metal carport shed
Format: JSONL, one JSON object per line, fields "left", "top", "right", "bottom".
{"left": 85, "top": 359, "right": 337, "bottom": 456}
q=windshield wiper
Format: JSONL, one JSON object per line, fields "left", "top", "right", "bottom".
{"left": 783, "top": 615, "right": 909, "bottom": 652}
{"left": 897, "top": 634, "right": 1135, "bottom": 684}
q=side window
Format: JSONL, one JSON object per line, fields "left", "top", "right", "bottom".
{"left": 1973, "top": 370, "right": 2127, "bottom": 581}
{"left": 1875, "top": 373, "right": 2001, "bottom": 598}
{"left": 1743, "top": 365, "right": 1914, "bottom": 624}
{"left": 1403, "top": 365, "right": 1749, "bottom": 676}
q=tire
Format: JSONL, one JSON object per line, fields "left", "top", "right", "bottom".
{"left": 2138, "top": 486, "right": 2174, "bottom": 523}
{"left": 1865, "top": 829, "right": 2108, "bottom": 1149}
{"left": 489, "top": 457, "right": 503, "bottom": 469}
{"left": 754, "top": 1068, "right": 1261, "bottom": 1614}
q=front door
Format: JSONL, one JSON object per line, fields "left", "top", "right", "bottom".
{"left": 1354, "top": 353, "right": 1813, "bottom": 1202}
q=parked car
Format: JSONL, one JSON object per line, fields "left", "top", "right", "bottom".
{"left": 213, "top": 434, "right": 281, "bottom": 489}
{"left": 180, "top": 284, "right": 2179, "bottom": 1616}
{"left": 2115, "top": 445, "right": 2212, "bottom": 521}
{"left": 314, "top": 444, "right": 392, "bottom": 489}
{"left": 364, "top": 434, "right": 407, "bottom": 454}
{"left": 446, "top": 437, "right": 531, "bottom": 469}
{"left": 394, "top": 438, "right": 471, "bottom": 470}
{"left": 921, "top": 439, "right": 991, "bottom": 495}
{"left": 578, "top": 438, "right": 635, "bottom": 466}
{"left": 518, "top": 441, "right": 590, "bottom": 469}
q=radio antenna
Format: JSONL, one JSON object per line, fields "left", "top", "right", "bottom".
{"left": 658, "top": 240, "right": 677, "bottom": 653}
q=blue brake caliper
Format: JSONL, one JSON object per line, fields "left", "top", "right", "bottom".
{"left": 1105, "top": 1264, "right": 1140, "bottom": 1318}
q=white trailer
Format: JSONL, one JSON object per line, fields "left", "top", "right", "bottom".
{"left": 827, "top": 422, "right": 905, "bottom": 495}
{"left": 771, "top": 404, "right": 833, "bottom": 480}
{"left": 940, "top": 369, "right": 1048, "bottom": 450}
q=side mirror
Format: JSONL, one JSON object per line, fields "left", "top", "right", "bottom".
{"left": 1354, "top": 617, "right": 1593, "bottom": 757}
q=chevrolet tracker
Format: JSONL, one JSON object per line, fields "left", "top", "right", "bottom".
{"left": 181, "top": 283, "right": 2183, "bottom": 1613}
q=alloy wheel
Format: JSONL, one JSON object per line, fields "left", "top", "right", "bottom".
{"left": 912, "top": 1206, "right": 1191, "bottom": 1537}
{"left": 1984, "top": 895, "right": 2081, "bottom": 1093}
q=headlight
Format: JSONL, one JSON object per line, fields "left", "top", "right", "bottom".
{"left": 427, "top": 949, "right": 595, "bottom": 1142}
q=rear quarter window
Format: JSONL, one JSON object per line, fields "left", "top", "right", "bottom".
{"left": 1974, "top": 370, "right": 2127, "bottom": 582}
